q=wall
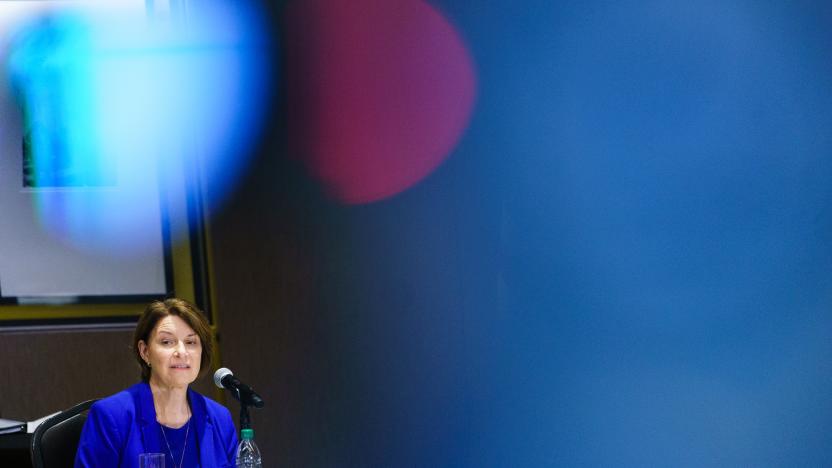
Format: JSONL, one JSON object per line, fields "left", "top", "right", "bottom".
{"left": 0, "top": 329, "right": 217, "bottom": 421}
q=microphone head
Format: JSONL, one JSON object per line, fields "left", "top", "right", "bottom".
{"left": 213, "top": 367, "right": 233, "bottom": 389}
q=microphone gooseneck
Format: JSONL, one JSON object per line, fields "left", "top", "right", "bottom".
{"left": 214, "top": 367, "right": 264, "bottom": 432}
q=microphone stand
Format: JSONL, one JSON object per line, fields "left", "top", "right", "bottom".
{"left": 234, "top": 387, "right": 256, "bottom": 430}
{"left": 235, "top": 387, "right": 249, "bottom": 430}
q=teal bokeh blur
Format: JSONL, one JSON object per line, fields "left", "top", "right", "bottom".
{"left": 4, "top": 2, "right": 271, "bottom": 254}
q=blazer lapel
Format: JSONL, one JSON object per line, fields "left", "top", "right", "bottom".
{"left": 189, "top": 388, "right": 217, "bottom": 467}
{"left": 135, "top": 382, "right": 164, "bottom": 455}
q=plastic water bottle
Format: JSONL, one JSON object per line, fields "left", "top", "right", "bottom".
{"left": 235, "top": 428, "right": 262, "bottom": 468}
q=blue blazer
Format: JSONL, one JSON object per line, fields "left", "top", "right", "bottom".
{"left": 74, "top": 382, "right": 238, "bottom": 467}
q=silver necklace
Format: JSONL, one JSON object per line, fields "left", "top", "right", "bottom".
{"left": 160, "top": 417, "right": 190, "bottom": 468}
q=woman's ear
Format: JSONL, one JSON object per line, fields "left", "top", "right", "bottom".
{"left": 138, "top": 340, "right": 148, "bottom": 362}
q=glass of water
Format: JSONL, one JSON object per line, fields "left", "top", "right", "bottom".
{"left": 139, "top": 453, "right": 165, "bottom": 468}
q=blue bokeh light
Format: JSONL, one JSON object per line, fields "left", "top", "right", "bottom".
{"left": 5, "top": 2, "right": 272, "bottom": 255}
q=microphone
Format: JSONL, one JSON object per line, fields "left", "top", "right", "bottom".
{"left": 213, "top": 368, "right": 265, "bottom": 408}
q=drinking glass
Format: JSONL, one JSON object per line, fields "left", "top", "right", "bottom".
{"left": 139, "top": 452, "right": 165, "bottom": 468}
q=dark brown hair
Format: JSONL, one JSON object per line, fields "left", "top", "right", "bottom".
{"left": 133, "top": 298, "right": 213, "bottom": 382}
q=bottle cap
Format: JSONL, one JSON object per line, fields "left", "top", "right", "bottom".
{"left": 241, "top": 428, "right": 255, "bottom": 440}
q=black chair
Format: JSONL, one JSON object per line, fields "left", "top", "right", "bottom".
{"left": 30, "top": 399, "right": 98, "bottom": 468}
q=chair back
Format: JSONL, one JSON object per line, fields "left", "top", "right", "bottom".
{"left": 30, "top": 399, "right": 98, "bottom": 468}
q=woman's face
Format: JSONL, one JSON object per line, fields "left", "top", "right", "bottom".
{"left": 138, "top": 315, "right": 202, "bottom": 389}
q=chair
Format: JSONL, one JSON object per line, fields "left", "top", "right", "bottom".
{"left": 30, "top": 399, "right": 98, "bottom": 468}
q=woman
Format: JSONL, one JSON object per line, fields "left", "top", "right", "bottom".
{"left": 75, "top": 298, "right": 238, "bottom": 467}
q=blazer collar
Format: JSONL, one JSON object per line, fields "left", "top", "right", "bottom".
{"left": 133, "top": 382, "right": 217, "bottom": 467}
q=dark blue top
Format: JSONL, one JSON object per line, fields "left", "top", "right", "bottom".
{"left": 74, "top": 382, "right": 238, "bottom": 468}
{"left": 159, "top": 419, "right": 200, "bottom": 468}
